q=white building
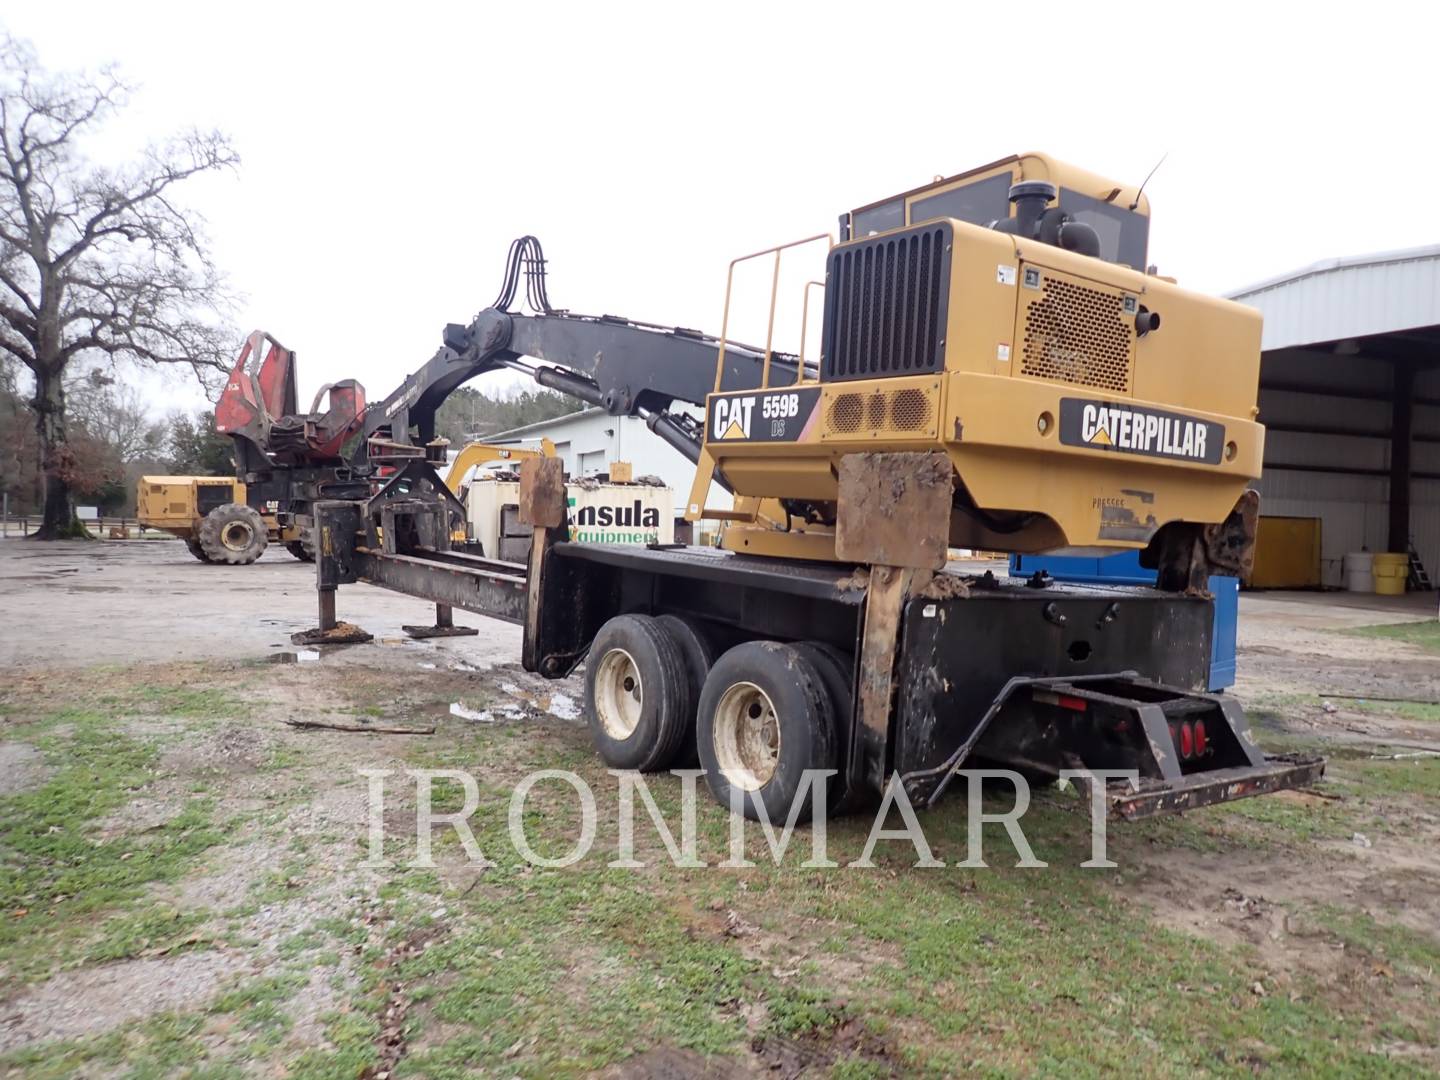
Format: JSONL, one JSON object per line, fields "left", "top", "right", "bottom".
{"left": 1228, "top": 244, "right": 1440, "bottom": 588}
{"left": 487, "top": 407, "right": 734, "bottom": 522}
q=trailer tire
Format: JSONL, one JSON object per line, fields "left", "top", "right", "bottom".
{"left": 790, "top": 642, "right": 852, "bottom": 727}
{"left": 184, "top": 537, "right": 212, "bottom": 563}
{"left": 697, "top": 641, "right": 837, "bottom": 823}
{"left": 585, "top": 614, "right": 692, "bottom": 772}
{"left": 198, "top": 504, "right": 267, "bottom": 565}
{"left": 791, "top": 640, "right": 856, "bottom": 792}
{"left": 655, "top": 615, "right": 716, "bottom": 767}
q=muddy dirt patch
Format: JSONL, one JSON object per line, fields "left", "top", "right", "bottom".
{"left": 1126, "top": 836, "right": 1440, "bottom": 1001}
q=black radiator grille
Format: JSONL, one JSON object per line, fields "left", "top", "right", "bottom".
{"left": 821, "top": 222, "right": 951, "bottom": 382}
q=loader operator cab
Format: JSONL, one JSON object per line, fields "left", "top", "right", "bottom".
{"left": 843, "top": 152, "right": 1152, "bottom": 270}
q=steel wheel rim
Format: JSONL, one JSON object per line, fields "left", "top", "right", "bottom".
{"left": 594, "top": 648, "right": 643, "bottom": 739}
{"left": 712, "top": 680, "right": 780, "bottom": 791}
{"left": 221, "top": 522, "right": 252, "bottom": 551}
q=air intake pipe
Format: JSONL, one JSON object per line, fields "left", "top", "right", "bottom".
{"left": 990, "top": 181, "right": 1102, "bottom": 260}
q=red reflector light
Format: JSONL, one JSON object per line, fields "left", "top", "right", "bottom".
{"left": 1033, "top": 691, "right": 1087, "bottom": 712}
{"left": 1179, "top": 722, "right": 1194, "bottom": 758}
{"left": 1194, "top": 720, "right": 1208, "bottom": 756}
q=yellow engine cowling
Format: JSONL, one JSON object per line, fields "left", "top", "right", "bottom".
{"left": 698, "top": 176, "right": 1263, "bottom": 563}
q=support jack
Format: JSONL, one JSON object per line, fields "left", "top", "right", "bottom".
{"left": 291, "top": 589, "right": 374, "bottom": 646}
{"left": 402, "top": 604, "right": 479, "bottom": 640}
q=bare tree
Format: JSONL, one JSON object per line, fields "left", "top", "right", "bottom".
{"left": 66, "top": 371, "right": 165, "bottom": 463}
{"left": 0, "top": 34, "right": 238, "bottom": 538}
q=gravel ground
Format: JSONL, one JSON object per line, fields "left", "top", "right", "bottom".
{"left": 1, "top": 538, "right": 1437, "bottom": 1073}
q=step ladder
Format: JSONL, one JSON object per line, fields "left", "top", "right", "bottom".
{"left": 1408, "top": 539, "right": 1432, "bottom": 591}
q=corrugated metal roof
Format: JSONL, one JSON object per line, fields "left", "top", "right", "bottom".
{"left": 486, "top": 407, "right": 604, "bottom": 440}
{"left": 1226, "top": 243, "right": 1440, "bottom": 351}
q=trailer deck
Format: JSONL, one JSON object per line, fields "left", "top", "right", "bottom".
{"left": 303, "top": 474, "right": 1323, "bottom": 820}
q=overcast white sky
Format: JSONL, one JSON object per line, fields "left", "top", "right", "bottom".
{"left": 8, "top": 1, "right": 1439, "bottom": 416}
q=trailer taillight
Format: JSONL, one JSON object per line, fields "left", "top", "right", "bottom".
{"left": 1034, "top": 690, "right": 1088, "bottom": 712}
{"left": 1169, "top": 720, "right": 1199, "bottom": 760}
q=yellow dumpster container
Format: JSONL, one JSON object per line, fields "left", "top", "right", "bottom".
{"left": 1246, "top": 516, "right": 1322, "bottom": 589}
{"left": 1373, "top": 552, "right": 1408, "bottom": 596}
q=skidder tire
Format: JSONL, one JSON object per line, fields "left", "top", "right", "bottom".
{"left": 585, "top": 614, "right": 692, "bottom": 772}
{"left": 697, "top": 641, "right": 837, "bottom": 824}
{"left": 285, "top": 518, "right": 317, "bottom": 562}
{"left": 198, "top": 503, "right": 268, "bottom": 565}
{"left": 655, "top": 614, "right": 716, "bottom": 766}
{"left": 184, "top": 537, "right": 212, "bottom": 563}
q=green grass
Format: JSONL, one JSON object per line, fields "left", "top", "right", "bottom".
{"left": 383, "top": 728, "right": 1440, "bottom": 1076}
{"left": 5, "top": 665, "right": 1440, "bottom": 1076}
{"left": 1313, "top": 905, "right": 1440, "bottom": 975}
{"left": 134, "top": 684, "right": 250, "bottom": 719}
{"left": 0, "top": 968, "right": 367, "bottom": 1078}
{"left": 0, "top": 708, "right": 227, "bottom": 981}
{"left": 82, "top": 906, "right": 212, "bottom": 966}
{"left": 1345, "top": 697, "right": 1440, "bottom": 724}
{"left": 1340, "top": 619, "right": 1440, "bottom": 653}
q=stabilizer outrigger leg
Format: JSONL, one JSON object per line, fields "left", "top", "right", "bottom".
{"left": 291, "top": 582, "right": 374, "bottom": 646}
{"left": 402, "top": 603, "right": 479, "bottom": 639}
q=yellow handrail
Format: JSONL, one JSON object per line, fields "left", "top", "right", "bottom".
{"left": 797, "top": 280, "right": 826, "bottom": 384}
{"left": 714, "top": 233, "right": 832, "bottom": 392}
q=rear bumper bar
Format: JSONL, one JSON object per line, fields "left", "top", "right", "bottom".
{"left": 1100, "top": 753, "right": 1327, "bottom": 821}
{"left": 905, "top": 673, "right": 1327, "bottom": 821}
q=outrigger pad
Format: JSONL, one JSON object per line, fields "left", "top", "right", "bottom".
{"left": 836, "top": 451, "right": 952, "bottom": 571}
{"left": 290, "top": 622, "right": 374, "bottom": 646}
{"left": 401, "top": 624, "right": 479, "bottom": 639}
{"left": 519, "top": 456, "right": 566, "bottom": 528}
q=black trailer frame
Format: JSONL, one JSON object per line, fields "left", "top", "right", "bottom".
{"left": 304, "top": 464, "right": 1323, "bottom": 819}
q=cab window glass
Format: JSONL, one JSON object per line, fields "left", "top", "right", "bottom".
{"left": 908, "top": 173, "right": 1012, "bottom": 228}
{"left": 1058, "top": 188, "right": 1149, "bottom": 268}
{"left": 851, "top": 198, "right": 904, "bottom": 237}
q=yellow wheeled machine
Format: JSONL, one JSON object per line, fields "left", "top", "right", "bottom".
{"left": 137, "top": 475, "right": 305, "bottom": 565}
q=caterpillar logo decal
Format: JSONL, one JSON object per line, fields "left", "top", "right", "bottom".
{"left": 1059, "top": 397, "right": 1224, "bottom": 465}
{"left": 707, "top": 386, "right": 821, "bottom": 443}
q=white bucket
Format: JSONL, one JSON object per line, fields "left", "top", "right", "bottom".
{"left": 1344, "top": 551, "right": 1374, "bottom": 593}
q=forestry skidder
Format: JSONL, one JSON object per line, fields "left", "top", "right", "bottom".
{"left": 136, "top": 475, "right": 287, "bottom": 564}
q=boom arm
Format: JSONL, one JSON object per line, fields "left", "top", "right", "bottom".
{"left": 360, "top": 309, "right": 803, "bottom": 470}
{"left": 356, "top": 235, "right": 805, "bottom": 473}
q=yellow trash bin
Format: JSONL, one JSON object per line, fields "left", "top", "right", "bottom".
{"left": 1372, "top": 552, "right": 1408, "bottom": 596}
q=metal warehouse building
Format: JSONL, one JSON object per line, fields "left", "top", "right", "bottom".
{"left": 1229, "top": 245, "right": 1440, "bottom": 588}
